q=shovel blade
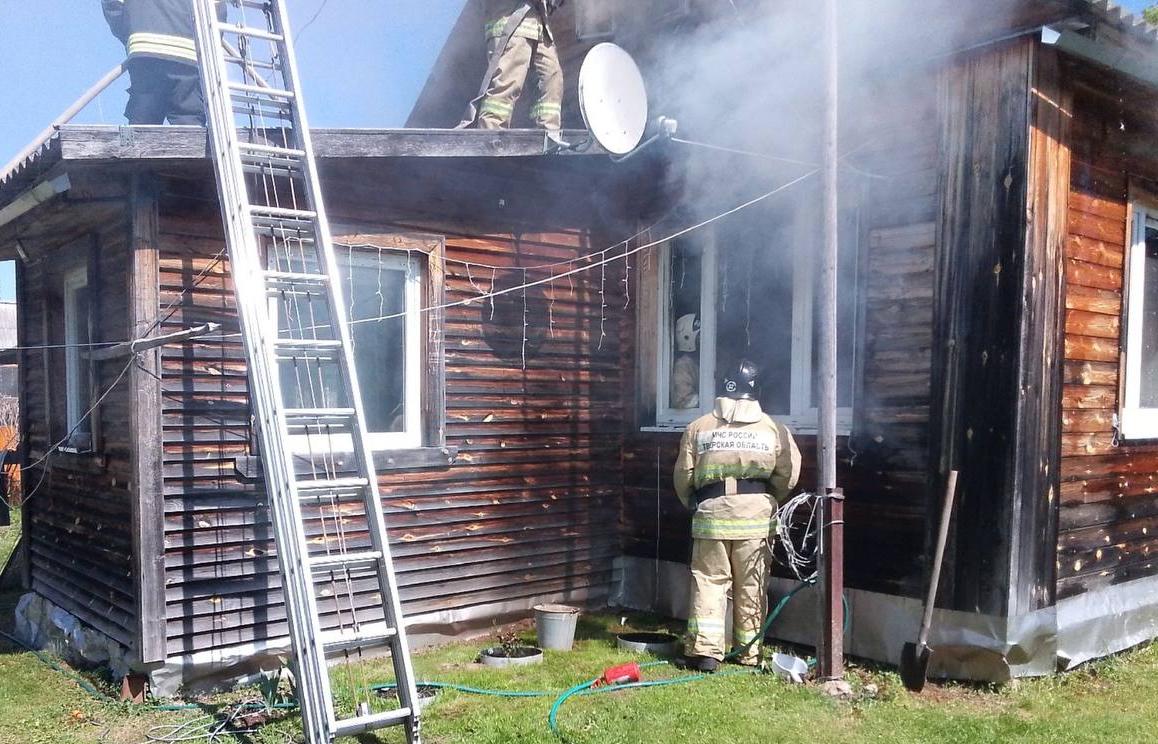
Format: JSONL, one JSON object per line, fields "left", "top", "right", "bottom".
{"left": 900, "top": 641, "right": 931, "bottom": 692}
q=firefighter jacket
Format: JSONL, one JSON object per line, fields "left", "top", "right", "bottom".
{"left": 673, "top": 397, "right": 802, "bottom": 541}
{"left": 102, "top": 0, "right": 224, "bottom": 66}
{"left": 484, "top": 0, "right": 554, "bottom": 43}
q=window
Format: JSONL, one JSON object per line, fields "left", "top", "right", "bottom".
{"left": 274, "top": 241, "right": 431, "bottom": 452}
{"left": 62, "top": 266, "right": 94, "bottom": 451}
{"left": 653, "top": 190, "right": 860, "bottom": 431}
{"left": 1119, "top": 199, "right": 1158, "bottom": 439}
{"left": 575, "top": 0, "right": 615, "bottom": 40}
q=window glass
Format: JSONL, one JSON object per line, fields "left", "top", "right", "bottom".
{"left": 667, "top": 238, "right": 703, "bottom": 410}
{"left": 715, "top": 204, "right": 794, "bottom": 415}
{"left": 1140, "top": 218, "right": 1158, "bottom": 408}
{"left": 64, "top": 276, "right": 93, "bottom": 445}
{"left": 339, "top": 252, "right": 408, "bottom": 434}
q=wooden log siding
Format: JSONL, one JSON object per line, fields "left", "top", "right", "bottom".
{"left": 1057, "top": 77, "right": 1158, "bottom": 600}
{"left": 157, "top": 197, "right": 627, "bottom": 656}
{"left": 20, "top": 209, "right": 138, "bottom": 648}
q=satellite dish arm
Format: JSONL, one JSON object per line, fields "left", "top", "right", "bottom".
{"left": 611, "top": 116, "right": 678, "bottom": 163}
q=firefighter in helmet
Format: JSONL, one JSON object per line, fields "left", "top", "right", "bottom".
{"left": 102, "top": 0, "right": 226, "bottom": 125}
{"left": 673, "top": 359, "right": 801, "bottom": 672}
{"left": 464, "top": 1, "right": 566, "bottom": 131}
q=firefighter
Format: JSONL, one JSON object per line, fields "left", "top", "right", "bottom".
{"left": 673, "top": 359, "right": 801, "bottom": 672}
{"left": 102, "top": 0, "right": 223, "bottom": 125}
{"left": 463, "top": 0, "right": 565, "bottom": 131}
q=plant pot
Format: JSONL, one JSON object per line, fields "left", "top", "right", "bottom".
{"left": 616, "top": 632, "right": 681, "bottom": 657}
{"left": 479, "top": 646, "right": 544, "bottom": 668}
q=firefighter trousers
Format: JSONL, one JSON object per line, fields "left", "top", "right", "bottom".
{"left": 686, "top": 537, "right": 767, "bottom": 665}
{"left": 124, "top": 58, "right": 205, "bottom": 125}
{"left": 477, "top": 35, "right": 563, "bottom": 130}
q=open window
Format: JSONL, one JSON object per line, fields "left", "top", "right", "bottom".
{"left": 649, "top": 184, "right": 860, "bottom": 432}
{"left": 62, "top": 266, "right": 94, "bottom": 452}
{"left": 1119, "top": 195, "right": 1158, "bottom": 439}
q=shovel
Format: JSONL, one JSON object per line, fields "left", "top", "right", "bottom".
{"left": 900, "top": 469, "right": 958, "bottom": 692}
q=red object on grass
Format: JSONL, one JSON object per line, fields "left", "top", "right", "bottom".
{"left": 598, "top": 662, "right": 642, "bottom": 687}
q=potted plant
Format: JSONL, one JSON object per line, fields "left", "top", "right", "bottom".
{"left": 478, "top": 627, "right": 544, "bottom": 668}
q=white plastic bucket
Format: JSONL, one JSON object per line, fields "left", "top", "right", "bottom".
{"left": 533, "top": 604, "right": 580, "bottom": 651}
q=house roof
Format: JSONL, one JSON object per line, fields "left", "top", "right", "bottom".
{"left": 0, "top": 125, "right": 601, "bottom": 196}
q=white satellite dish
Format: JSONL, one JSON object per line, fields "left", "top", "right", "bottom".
{"left": 578, "top": 43, "right": 649, "bottom": 156}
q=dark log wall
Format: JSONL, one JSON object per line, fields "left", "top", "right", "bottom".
{"left": 621, "top": 73, "right": 942, "bottom": 598}
{"left": 156, "top": 167, "right": 628, "bottom": 656}
{"left": 19, "top": 201, "right": 137, "bottom": 648}
{"left": 1058, "top": 70, "right": 1158, "bottom": 600}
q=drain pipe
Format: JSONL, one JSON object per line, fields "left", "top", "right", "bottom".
{"left": 1, "top": 63, "right": 126, "bottom": 182}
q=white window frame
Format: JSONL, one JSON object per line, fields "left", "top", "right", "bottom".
{"left": 651, "top": 210, "right": 856, "bottom": 434}
{"left": 575, "top": 0, "right": 616, "bottom": 41}
{"left": 656, "top": 232, "right": 717, "bottom": 427}
{"left": 63, "top": 266, "right": 91, "bottom": 440}
{"left": 282, "top": 249, "right": 423, "bottom": 452}
{"left": 1119, "top": 200, "right": 1158, "bottom": 439}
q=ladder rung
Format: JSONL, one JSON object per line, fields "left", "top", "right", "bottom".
{"left": 232, "top": 102, "right": 294, "bottom": 120}
{"left": 332, "top": 708, "right": 413, "bottom": 739}
{"left": 230, "top": 81, "right": 296, "bottom": 99}
{"left": 250, "top": 205, "right": 318, "bottom": 222}
{"left": 218, "top": 23, "right": 285, "bottom": 43}
{"left": 224, "top": 55, "right": 280, "bottom": 71}
{"left": 265, "top": 270, "right": 329, "bottom": 286}
{"left": 320, "top": 626, "right": 398, "bottom": 655}
{"left": 239, "top": 142, "right": 306, "bottom": 159}
{"left": 274, "top": 338, "right": 342, "bottom": 351}
{"left": 284, "top": 408, "right": 357, "bottom": 425}
{"left": 310, "top": 550, "right": 383, "bottom": 570}
{"left": 296, "top": 477, "right": 370, "bottom": 493}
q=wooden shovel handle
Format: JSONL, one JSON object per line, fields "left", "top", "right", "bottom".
{"left": 917, "top": 470, "right": 958, "bottom": 648}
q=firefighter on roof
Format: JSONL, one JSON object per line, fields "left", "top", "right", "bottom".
{"left": 102, "top": 0, "right": 224, "bottom": 125}
{"left": 462, "top": 1, "right": 566, "bottom": 131}
{"left": 673, "top": 359, "right": 801, "bottom": 672}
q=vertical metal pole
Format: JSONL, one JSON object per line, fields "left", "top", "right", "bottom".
{"left": 816, "top": 0, "right": 845, "bottom": 681}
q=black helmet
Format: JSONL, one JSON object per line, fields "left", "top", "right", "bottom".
{"left": 721, "top": 359, "right": 759, "bottom": 400}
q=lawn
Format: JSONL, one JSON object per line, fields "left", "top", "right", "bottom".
{"left": 2, "top": 517, "right": 1158, "bottom": 744}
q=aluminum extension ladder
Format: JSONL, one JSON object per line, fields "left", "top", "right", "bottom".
{"left": 192, "top": 2, "right": 421, "bottom": 741}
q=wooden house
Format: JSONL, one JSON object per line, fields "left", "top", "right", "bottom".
{"left": 410, "top": 0, "right": 1158, "bottom": 680}
{"left": 1, "top": 0, "right": 1157, "bottom": 691}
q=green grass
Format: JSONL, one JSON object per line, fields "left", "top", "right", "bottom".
{"left": 1, "top": 593, "right": 1157, "bottom": 744}
{"left": 0, "top": 505, "right": 19, "bottom": 571}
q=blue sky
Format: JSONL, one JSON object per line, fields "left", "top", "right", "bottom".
{"left": 0, "top": 0, "right": 468, "bottom": 301}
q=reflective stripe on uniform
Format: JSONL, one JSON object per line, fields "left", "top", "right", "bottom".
{"left": 691, "top": 516, "right": 772, "bottom": 540}
{"left": 127, "top": 31, "right": 197, "bottom": 62}
{"left": 485, "top": 16, "right": 542, "bottom": 40}
{"left": 480, "top": 98, "right": 515, "bottom": 116}
{"left": 531, "top": 102, "right": 561, "bottom": 115}
{"left": 686, "top": 617, "right": 725, "bottom": 634}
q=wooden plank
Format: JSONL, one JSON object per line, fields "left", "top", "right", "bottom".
{"left": 1065, "top": 309, "right": 1119, "bottom": 340}
{"left": 1062, "top": 360, "right": 1118, "bottom": 386}
{"left": 1064, "top": 334, "right": 1119, "bottom": 363}
{"left": 129, "top": 174, "right": 166, "bottom": 664}
{"left": 56, "top": 126, "right": 599, "bottom": 162}
{"left": 1064, "top": 284, "right": 1121, "bottom": 315}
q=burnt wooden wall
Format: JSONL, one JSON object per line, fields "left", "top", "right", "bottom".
{"left": 155, "top": 163, "right": 629, "bottom": 657}
{"left": 620, "top": 72, "right": 942, "bottom": 598}
{"left": 1058, "top": 70, "right": 1158, "bottom": 600}
{"left": 18, "top": 199, "right": 138, "bottom": 648}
